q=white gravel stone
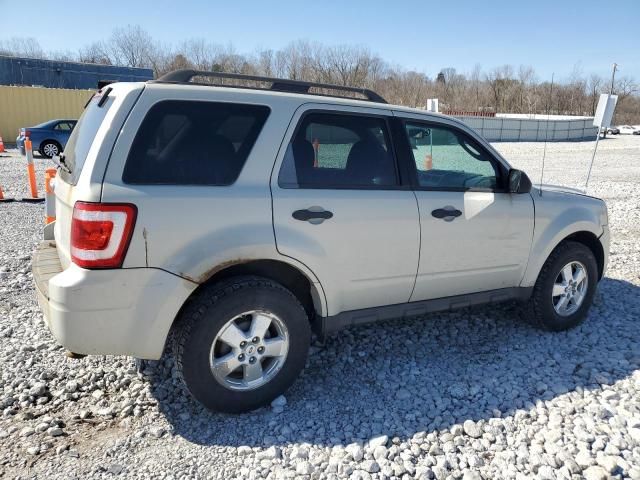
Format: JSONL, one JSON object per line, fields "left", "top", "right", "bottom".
{"left": 463, "top": 420, "right": 482, "bottom": 438}
{"left": 26, "top": 446, "right": 40, "bottom": 456}
{"left": 91, "top": 389, "right": 104, "bottom": 400}
{"left": 462, "top": 471, "right": 482, "bottom": 480}
{"left": 257, "top": 446, "right": 280, "bottom": 460}
{"left": 47, "top": 427, "right": 63, "bottom": 437}
{"left": 583, "top": 465, "right": 609, "bottom": 480}
{"left": 346, "top": 443, "right": 364, "bottom": 462}
{"left": 150, "top": 427, "right": 165, "bottom": 438}
{"left": 270, "top": 395, "right": 287, "bottom": 407}
{"left": 295, "top": 461, "right": 312, "bottom": 475}
{"left": 361, "top": 460, "right": 380, "bottom": 473}
{"left": 368, "top": 434, "right": 388, "bottom": 449}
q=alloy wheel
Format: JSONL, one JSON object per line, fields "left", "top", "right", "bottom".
{"left": 209, "top": 310, "right": 289, "bottom": 391}
{"left": 552, "top": 261, "right": 588, "bottom": 316}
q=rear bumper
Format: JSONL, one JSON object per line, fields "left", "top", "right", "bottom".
{"left": 32, "top": 241, "right": 197, "bottom": 359}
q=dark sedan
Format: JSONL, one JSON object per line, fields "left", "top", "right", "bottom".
{"left": 16, "top": 119, "right": 77, "bottom": 158}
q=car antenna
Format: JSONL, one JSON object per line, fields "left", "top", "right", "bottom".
{"left": 539, "top": 72, "right": 554, "bottom": 197}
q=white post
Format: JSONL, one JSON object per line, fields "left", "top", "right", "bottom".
{"left": 585, "top": 119, "right": 602, "bottom": 193}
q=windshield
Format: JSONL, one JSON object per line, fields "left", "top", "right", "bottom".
{"left": 60, "top": 93, "right": 112, "bottom": 184}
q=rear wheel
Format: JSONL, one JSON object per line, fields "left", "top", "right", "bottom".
{"left": 40, "top": 141, "right": 61, "bottom": 158}
{"left": 174, "top": 276, "right": 310, "bottom": 413}
{"left": 527, "top": 241, "right": 598, "bottom": 331}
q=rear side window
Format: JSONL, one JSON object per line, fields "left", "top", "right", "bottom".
{"left": 123, "top": 101, "right": 270, "bottom": 185}
{"left": 278, "top": 112, "right": 398, "bottom": 189}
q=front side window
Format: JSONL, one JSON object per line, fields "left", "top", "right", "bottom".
{"left": 405, "top": 122, "right": 500, "bottom": 190}
{"left": 278, "top": 112, "right": 398, "bottom": 189}
{"left": 123, "top": 101, "right": 270, "bottom": 185}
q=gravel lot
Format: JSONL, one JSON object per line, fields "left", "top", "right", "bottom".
{"left": 1, "top": 136, "right": 639, "bottom": 480}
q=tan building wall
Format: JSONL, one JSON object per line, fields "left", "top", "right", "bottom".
{"left": 0, "top": 86, "right": 93, "bottom": 144}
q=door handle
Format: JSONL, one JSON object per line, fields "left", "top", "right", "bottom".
{"left": 431, "top": 206, "right": 462, "bottom": 222}
{"left": 292, "top": 207, "right": 333, "bottom": 224}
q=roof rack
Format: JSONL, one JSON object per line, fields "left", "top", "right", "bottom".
{"left": 154, "top": 69, "right": 387, "bottom": 104}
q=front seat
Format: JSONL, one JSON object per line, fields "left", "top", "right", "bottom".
{"left": 346, "top": 140, "right": 395, "bottom": 186}
{"left": 292, "top": 139, "right": 316, "bottom": 186}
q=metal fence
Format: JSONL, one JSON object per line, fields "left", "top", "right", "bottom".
{"left": 454, "top": 115, "right": 598, "bottom": 142}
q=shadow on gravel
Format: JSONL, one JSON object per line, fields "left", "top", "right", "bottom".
{"left": 147, "top": 277, "right": 640, "bottom": 448}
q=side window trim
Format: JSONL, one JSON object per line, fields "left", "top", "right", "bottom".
{"left": 396, "top": 118, "right": 508, "bottom": 193}
{"left": 278, "top": 109, "right": 409, "bottom": 191}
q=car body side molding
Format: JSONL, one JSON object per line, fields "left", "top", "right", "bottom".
{"left": 314, "top": 287, "right": 534, "bottom": 337}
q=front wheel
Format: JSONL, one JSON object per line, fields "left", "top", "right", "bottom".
{"left": 174, "top": 276, "right": 310, "bottom": 413}
{"left": 527, "top": 241, "right": 598, "bottom": 331}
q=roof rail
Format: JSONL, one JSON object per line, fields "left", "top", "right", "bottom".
{"left": 154, "top": 69, "right": 387, "bottom": 104}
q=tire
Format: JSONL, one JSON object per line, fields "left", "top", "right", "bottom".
{"left": 527, "top": 241, "right": 598, "bottom": 331}
{"left": 174, "top": 276, "right": 311, "bottom": 413}
{"left": 40, "top": 141, "right": 61, "bottom": 158}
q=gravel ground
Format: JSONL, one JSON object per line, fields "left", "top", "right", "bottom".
{"left": 1, "top": 136, "right": 639, "bottom": 479}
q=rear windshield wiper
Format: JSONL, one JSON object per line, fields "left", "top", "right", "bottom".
{"left": 52, "top": 153, "right": 72, "bottom": 175}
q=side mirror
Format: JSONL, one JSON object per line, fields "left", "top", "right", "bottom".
{"left": 508, "top": 169, "right": 532, "bottom": 194}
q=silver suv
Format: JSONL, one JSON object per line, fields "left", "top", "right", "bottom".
{"left": 32, "top": 70, "right": 610, "bottom": 413}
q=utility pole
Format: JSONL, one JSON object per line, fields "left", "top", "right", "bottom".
{"left": 603, "top": 63, "right": 618, "bottom": 138}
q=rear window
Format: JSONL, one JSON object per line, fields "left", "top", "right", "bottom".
{"left": 122, "top": 101, "right": 270, "bottom": 185}
{"left": 61, "top": 93, "right": 112, "bottom": 184}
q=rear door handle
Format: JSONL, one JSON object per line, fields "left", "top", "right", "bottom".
{"left": 292, "top": 207, "right": 333, "bottom": 224}
{"left": 431, "top": 206, "right": 462, "bottom": 222}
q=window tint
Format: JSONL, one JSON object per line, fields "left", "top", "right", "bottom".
{"left": 61, "top": 96, "right": 113, "bottom": 185}
{"left": 278, "top": 113, "right": 398, "bottom": 189}
{"left": 405, "top": 123, "right": 499, "bottom": 190}
{"left": 123, "top": 101, "right": 270, "bottom": 185}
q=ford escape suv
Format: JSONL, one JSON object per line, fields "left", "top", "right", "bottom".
{"left": 32, "top": 70, "right": 610, "bottom": 413}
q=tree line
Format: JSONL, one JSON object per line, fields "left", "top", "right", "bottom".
{"left": 1, "top": 26, "right": 638, "bottom": 123}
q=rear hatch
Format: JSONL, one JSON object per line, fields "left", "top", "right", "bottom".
{"left": 53, "top": 83, "right": 144, "bottom": 268}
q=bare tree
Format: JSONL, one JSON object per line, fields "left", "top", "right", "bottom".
{"left": 486, "top": 65, "right": 514, "bottom": 112}
{"left": 78, "top": 41, "right": 113, "bottom": 65}
{"left": 109, "top": 25, "right": 155, "bottom": 68}
{"left": 588, "top": 74, "right": 603, "bottom": 115}
{"left": 0, "top": 37, "right": 46, "bottom": 58}
{"left": 614, "top": 76, "right": 638, "bottom": 102}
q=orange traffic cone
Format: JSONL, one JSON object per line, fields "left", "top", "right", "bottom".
{"left": 22, "top": 138, "right": 44, "bottom": 203}
{"left": 45, "top": 168, "right": 57, "bottom": 224}
{"left": 0, "top": 183, "right": 15, "bottom": 202}
{"left": 0, "top": 137, "right": 5, "bottom": 153}
{"left": 312, "top": 138, "right": 320, "bottom": 168}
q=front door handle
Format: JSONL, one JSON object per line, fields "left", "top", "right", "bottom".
{"left": 431, "top": 206, "right": 462, "bottom": 222}
{"left": 292, "top": 207, "right": 333, "bottom": 224}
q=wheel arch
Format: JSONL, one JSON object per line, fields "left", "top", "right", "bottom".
{"left": 561, "top": 231, "right": 605, "bottom": 280}
{"left": 199, "top": 259, "right": 325, "bottom": 319}
{"left": 40, "top": 138, "right": 62, "bottom": 153}
{"left": 523, "top": 229, "right": 605, "bottom": 288}
{"left": 168, "top": 259, "right": 327, "bottom": 346}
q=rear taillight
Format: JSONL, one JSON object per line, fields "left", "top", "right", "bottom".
{"left": 24, "top": 129, "right": 31, "bottom": 138}
{"left": 71, "top": 202, "right": 137, "bottom": 269}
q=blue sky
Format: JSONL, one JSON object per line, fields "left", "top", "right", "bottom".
{"left": 3, "top": 0, "right": 639, "bottom": 81}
